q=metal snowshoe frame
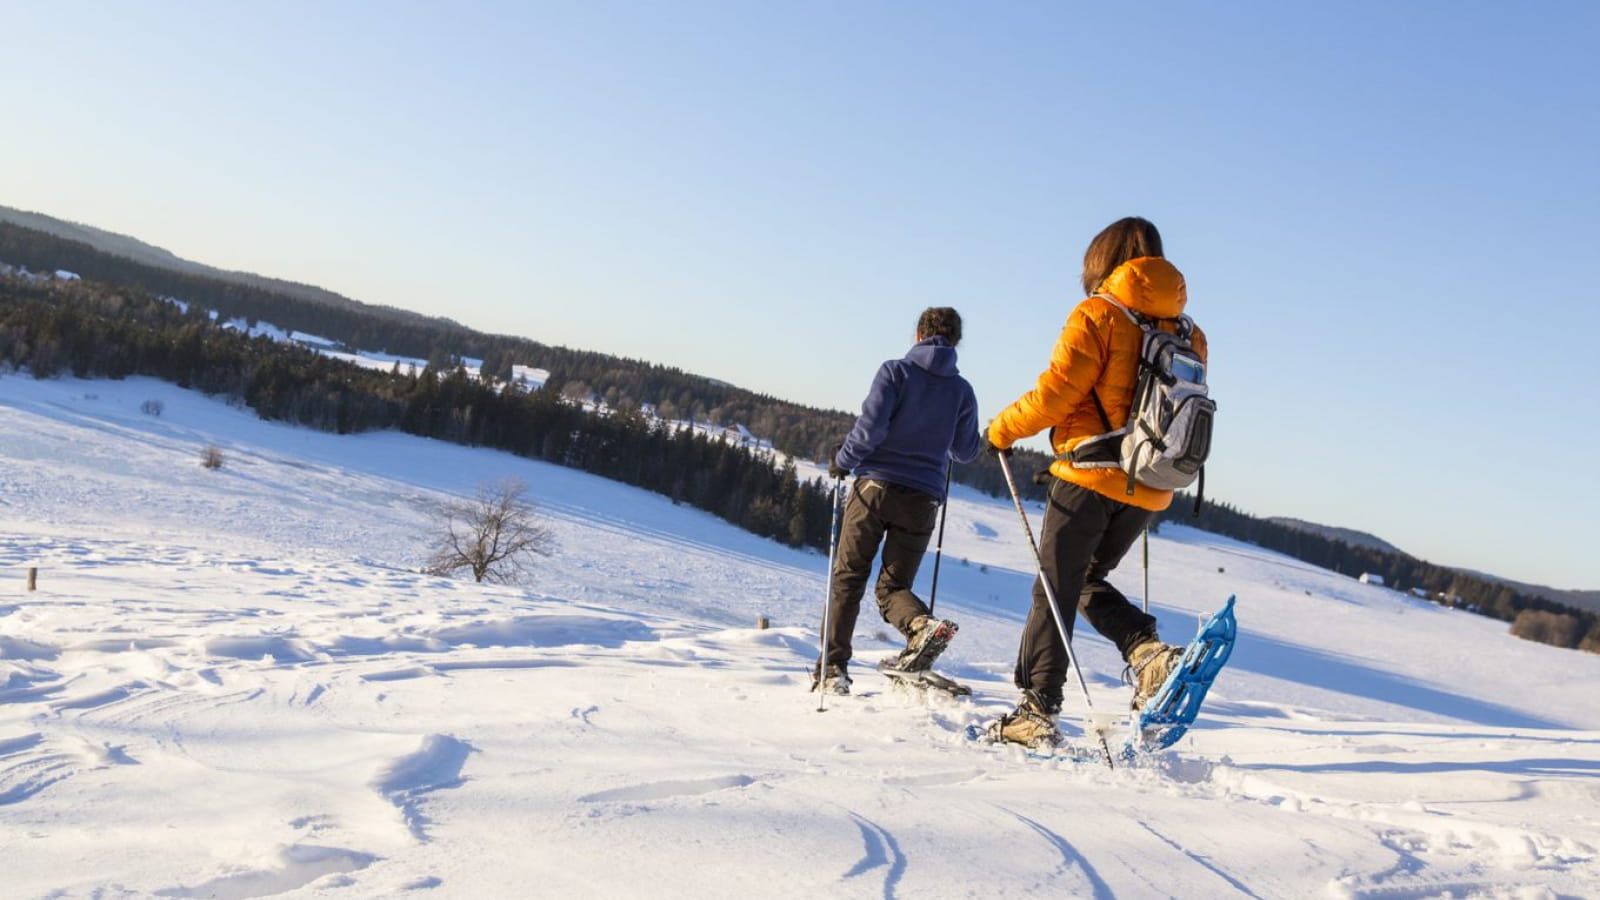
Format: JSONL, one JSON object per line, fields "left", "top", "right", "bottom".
{"left": 877, "top": 658, "right": 972, "bottom": 697}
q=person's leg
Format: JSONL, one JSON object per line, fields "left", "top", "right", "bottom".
{"left": 825, "top": 480, "right": 888, "bottom": 671}
{"left": 1078, "top": 502, "right": 1160, "bottom": 659}
{"left": 872, "top": 483, "right": 941, "bottom": 635}
{"left": 1013, "top": 479, "right": 1109, "bottom": 710}
{"left": 1072, "top": 501, "right": 1187, "bottom": 709}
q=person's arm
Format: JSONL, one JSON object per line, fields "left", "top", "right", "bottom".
{"left": 987, "top": 302, "right": 1108, "bottom": 448}
{"left": 949, "top": 383, "right": 983, "bottom": 464}
{"left": 836, "top": 361, "right": 901, "bottom": 472}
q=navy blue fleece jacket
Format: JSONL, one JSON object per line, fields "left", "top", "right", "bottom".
{"left": 834, "top": 337, "right": 983, "bottom": 500}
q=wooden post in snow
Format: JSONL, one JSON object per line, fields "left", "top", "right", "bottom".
{"left": 27, "top": 567, "right": 37, "bottom": 591}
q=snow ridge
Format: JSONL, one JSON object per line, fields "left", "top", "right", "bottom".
{"left": 371, "top": 734, "right": 474, "bottom": 841}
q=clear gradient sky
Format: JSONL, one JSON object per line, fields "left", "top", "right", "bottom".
{"left": 3, "top": 2, "right": 1596, "bottom": 589}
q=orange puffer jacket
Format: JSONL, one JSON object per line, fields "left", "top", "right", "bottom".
{"left": 987, "top": 256, "right": 1208, "bottom": 512}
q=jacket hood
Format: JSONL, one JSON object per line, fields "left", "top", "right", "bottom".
{"left": 1097, "top": 256, "right": 1187, "bottom": 319}
{"left": 905, "top": 336, "right": 959, "bottom": 376}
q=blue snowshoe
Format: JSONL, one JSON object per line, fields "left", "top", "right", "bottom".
{"left": 1125, "top": 596, "right": 1236, "bottom": 757}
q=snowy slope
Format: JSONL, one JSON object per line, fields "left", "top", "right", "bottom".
{"left": 1, "top": 375, "right": 1597, "bottom": 900}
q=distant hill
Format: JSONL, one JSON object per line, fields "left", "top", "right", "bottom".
{"left": 0, "top": 205, "right": 221, "bottom": 277}
{"left": 1266, "top": 517, "right": 1406, "bottom": 555}
{"left": 1266, "top": 515, "right": 1597, "bottom": 613}
{"left": 0, "top": 204, "right": 455, "bottom": 328}
{"left": 0, "top": 204, "right": 1052, "bottom": 500}
{"left": 1461, "top": 573, "right": 1600, "bottom": 616}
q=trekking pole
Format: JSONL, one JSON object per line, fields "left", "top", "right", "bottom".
{"left": 926, "top": 463, "right": 953, "bottom": 617}
{"left": 1142, "top": 527, "right": 1150, "bottom": 614}
{"left": 996, "top": 453, "right": 1115, "bottom": 769}
{"left": 816, "top": 477, "right": 845, "bottom": 713}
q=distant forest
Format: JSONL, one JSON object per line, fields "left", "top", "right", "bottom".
{"left": 0, "top": 272, "right": 836, "bottom": 551}
{"left": 2, "top": 220, "right": 1592, "bottom": 653}
{"left": 1153, "top": 499, "right": 1600, "bottom": 654}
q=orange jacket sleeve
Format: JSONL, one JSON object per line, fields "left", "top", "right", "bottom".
{"left": 988, "top": 302, "right": 1108, "bottom": 449}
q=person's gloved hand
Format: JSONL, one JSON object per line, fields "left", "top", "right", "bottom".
{"left": 828, "top": 442, "right": 848, "bottom": 479}
{"left": 985, "top": 437, "right": 1011, "bottom": 458}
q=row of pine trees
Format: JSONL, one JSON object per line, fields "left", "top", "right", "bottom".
{"left": 0, "top": 273, "right": 835, "bottom": 551}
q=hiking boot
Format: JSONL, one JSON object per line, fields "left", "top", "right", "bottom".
{"left": 891, "top": 616, "right": 958, "bottom": 672}
{"left": 1127, "top": 638, "right": 1184, "bottom": 711}
{"left": 812, "top": 664, "right": 852, "bottom": 696}
{"left": 990, "top": 690, "right": 1062, "bottom": 749}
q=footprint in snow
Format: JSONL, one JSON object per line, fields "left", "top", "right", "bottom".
{"left": 152, "top": 844, "right": 375, "bottom": 899}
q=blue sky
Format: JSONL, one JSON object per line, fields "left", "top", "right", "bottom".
{"left": 3, "top": 2, "right": 1596, "bottom": 590}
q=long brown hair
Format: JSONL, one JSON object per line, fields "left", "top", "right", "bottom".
{"left": 1081, "top": 217, "right": 1163, "bottom": 295}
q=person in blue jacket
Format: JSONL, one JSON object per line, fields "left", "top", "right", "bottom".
{"left": 815, "top": 307, "right": 983, "bottom": 695}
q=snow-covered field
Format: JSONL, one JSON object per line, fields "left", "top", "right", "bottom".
{"left": 2, "top": 375, "right": 1596, "bottom": 899}
{"left": 211, "top": 315, "right": 551, "bottom": 392}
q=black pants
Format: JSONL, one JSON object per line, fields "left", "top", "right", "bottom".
{"left": 824, "top": 479, "right": 942, "bottom": 669}
{"left": 1016, "top": 478, "right": 1157, "bottom": 710}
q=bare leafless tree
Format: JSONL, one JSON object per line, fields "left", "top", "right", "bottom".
{"left": 426, "top": 478, "right": 556, "bottom": 584}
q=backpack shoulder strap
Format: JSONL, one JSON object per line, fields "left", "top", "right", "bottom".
{"left": 1090, "top": 292, "right": 1147, "bottom": 329}
{"left": 1089, "top": 389, "right": 1113, "bottom": 432}
{"left": 1083, "top": 293, "right": 1140, "bottom": 432}
{"left": 1095, "top": 292, "right": 1196, "bottom": 343}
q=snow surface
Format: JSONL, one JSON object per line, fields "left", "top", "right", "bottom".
{"left": 1, "top": 375, "right": 1597, "bottom": 899}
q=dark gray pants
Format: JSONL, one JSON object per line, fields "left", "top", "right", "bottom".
{"left": 1016, "top": 478, "right": 1157, "bottom": 711}
{"left": 824, "top": 479, "right": 942, "bottom": 669}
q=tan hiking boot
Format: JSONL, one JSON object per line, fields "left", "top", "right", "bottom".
{"left": 1127, "top": 638, "right": 1183, "bottom": 711}
{"left": 990, "top": 690, "right": 1062, "bottom": 749}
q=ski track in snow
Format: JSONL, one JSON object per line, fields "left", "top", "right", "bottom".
{"left": 1003, "top": 807, "right": 1114, "bottom": 899}
{"left": 577, "top": 773, "right": 757, "bottom": 804}
{"left": 1, "top": 376, "right": 1597, "bottom": 898}
{"left": 1136, "top": 820, "right": 1263, "bottom": 898}
{"left": 843, "top": 813, "right": 908, "bottom": 898}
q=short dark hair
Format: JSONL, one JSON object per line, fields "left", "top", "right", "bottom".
{"left": 916, "top": 307, "right": 962, "bottom": 345}
{"left": 1082, "top": 217, "right": 1163, "bottom": 295}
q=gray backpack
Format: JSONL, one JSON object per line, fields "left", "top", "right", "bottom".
{"left": 1066, "top": 295, "right": 1215, "bottom": 498}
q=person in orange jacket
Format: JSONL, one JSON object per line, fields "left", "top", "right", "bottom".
{"left": 984, "top": 217, "right": 1207, "bottom": 748}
